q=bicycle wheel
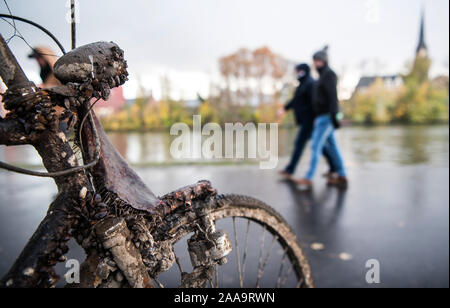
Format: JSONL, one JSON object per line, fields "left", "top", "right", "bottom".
{"left": 154, "top": 194, "right": 314, "bottom": 288}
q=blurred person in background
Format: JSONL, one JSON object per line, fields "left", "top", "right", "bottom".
{"left": 0, "top": 82, "right": 5, "bottom": 117}
{"left": 28, "top": 46, "right": 60, "bottom": 88}
{"left": 279, "top": 63, "right": 336, "bottom": 180}
{"left": 296, "top": 46, "right": 348, "bottom": 190}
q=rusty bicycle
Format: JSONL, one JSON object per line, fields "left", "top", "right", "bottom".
{"left": 0, "top": 9, "right": 314, "bottom": 288}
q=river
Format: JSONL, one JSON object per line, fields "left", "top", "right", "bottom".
{"left": 1, "top": 125, "right": 448, "bottom": 167}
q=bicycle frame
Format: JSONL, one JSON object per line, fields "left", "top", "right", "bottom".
{"left": 0, "top": 36, "right": 232, "bottom": 287}
{"left": 0, "top": 34, "right": 312, "bottom": 288}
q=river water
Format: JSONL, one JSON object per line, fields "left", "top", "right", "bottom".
{"left": 1, "top": 125, "right": 448, "bottom": 167}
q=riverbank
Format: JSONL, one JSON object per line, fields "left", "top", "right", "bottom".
{"left": 99, "top": 122, "right": 450, "bottom": 134}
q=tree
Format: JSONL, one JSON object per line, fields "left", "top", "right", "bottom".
{"left": 395, "top": 56, "right": 448, "bottom": 124}
{"left": 347, "top": 55, "right": 449, "bottom": 125}
{"left": 218, "top": 46, "right": 291, "bottom": 107}
{"left": 346, "top": 78, "right": 398, "bottom": 124}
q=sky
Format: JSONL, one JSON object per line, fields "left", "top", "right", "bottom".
{"left": 1, "top": 0, "right": 449, "bottom": 100}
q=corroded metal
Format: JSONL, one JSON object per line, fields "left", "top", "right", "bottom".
{"left": 1, "top": 36, "right": 313, "bottom": 289}
{"left": 54, "top": 42, "right": 128, "bottom": 101}
{"left": 86, "top": 114, "right": 161, "bottom": 213}
{"left": 157, "top": 180, "right": 218, "bottom": 216}
{"left": 188, "top": 230, "right": 232, "bottom": 267}
{"left": 0, "top": 193, "right": 74, "bottom": 288}
{"left": 1, "top": 37, "right": 229, "bottom": 289}
{"left": 0, "top": 37, "right": 94, "bottom": 288}
{"left": 95, "top": 217, "right": 153, "bottom": 288}
{"left": 180, "top": 266, "right": 215, "bottom": 289}
{"left": 0, "top": 35, "right": 30, "bottom": 88}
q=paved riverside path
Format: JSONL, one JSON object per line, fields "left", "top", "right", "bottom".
{"left": 0, "top": 159, "right": 448, "bottom": 287}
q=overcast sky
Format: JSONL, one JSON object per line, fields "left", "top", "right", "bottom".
{"left": 1, "top": 0, "right": 449, "bottom": 100}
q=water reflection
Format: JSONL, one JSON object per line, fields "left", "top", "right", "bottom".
{"left": 0, "top": 145, "right": 43, "bottom": 165}
{"left": 344, "top": 126, "right": 449, "bottom": 166}
{"left": 282, "top": 180, "right": 347, "bottom": 226}
{"left": 0, "top": 126, "right": 448, "bottom": 167}
{"left": 108, "top": 133, "right": 129, "bottom": 158}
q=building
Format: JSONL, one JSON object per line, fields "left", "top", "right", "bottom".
{"left": 354, "top": 9, "right": 428, "bottom": 94}
{"left": 94, "top": 86, "right": 127, "bottom": 117}
{"left": 355, "top": 75, "right": 404, "bottom": 93}
{"left": 416, "top": 10, "right": 428, "bottom": 59}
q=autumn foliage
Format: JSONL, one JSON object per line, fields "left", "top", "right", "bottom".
{"left": 344, "top": 57, "right": 449, "bottom": 125}
{"left": 102, "top": 47, "right": 294, "bottom": 131}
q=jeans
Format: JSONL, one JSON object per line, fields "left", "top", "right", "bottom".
{"left": 305, "top": 115, "right": 346, "bottom": 180}
{"left": 285, "top": 122, "right": 337, "bottom": 175}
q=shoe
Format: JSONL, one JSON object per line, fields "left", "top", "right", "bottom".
{"left": 327, "top": 176, "right": 349, "bottom": 190}
{"left": 295, "top": 178, "right": 313, "bottom": 191}
{"left": 279, "top": 170, "right": 293, "bottom": 180}
{"left": 322, "top": 172, "right": 338, "bottom": 179}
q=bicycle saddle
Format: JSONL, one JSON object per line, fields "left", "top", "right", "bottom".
{"left": 54, "top": 42, "right": 161, "bottom": 212}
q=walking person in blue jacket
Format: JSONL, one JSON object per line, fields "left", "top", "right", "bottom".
{"left": 280, "top": 63, "right": 336, "bottom": 180}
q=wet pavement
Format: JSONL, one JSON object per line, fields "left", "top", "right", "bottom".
{"left": 0, "top": 125, "right": 449, "bottom": 288}
{"left": 0, "top": 161, "right": 448, "bottom": 288}
{"left": 142, "top": 163, "right": 449, "bottom": 288}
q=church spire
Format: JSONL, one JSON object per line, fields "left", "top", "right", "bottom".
{"left": 416, "top": 8, "right": 428, "bottom": 57}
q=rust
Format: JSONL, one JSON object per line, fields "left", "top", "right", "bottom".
{"left": 95, "top": 217, "right": 153, "bottom": 288}
{"left": 1, "top": 36, "right": 313, "bottom": 289}
{"left": 0, "top": 35, "right": 29, "bottom": 87}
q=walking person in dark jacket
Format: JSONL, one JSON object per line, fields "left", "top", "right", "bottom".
{"left": 296, "top": 47, "right": 348, "bottom": 189}
{"left": 280, "top": 63, "right": 336, "bottom": 179}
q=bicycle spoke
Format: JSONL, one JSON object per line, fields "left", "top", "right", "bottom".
{"left": 215, "top": 264, "right": 219, "bottom": 289}
{"left": 296, "top": 278, "right": 304, "bottom": 288}
{"left": 241, "top": 220, "right": 251, "bottom": 283}
{"left": 256, "top": 235, "right": 277, "bottom": 288}
{"left": 233, "top": 217, "right": 244, "bottom": 288}
{"left": 255, "top": 225, "right": 266, "bottom": 288}
{"left": 151, "top": 199, "right": 310, "bottom": 289}
{"left": 173, "top": 248, "right": 183, "bottom": 275}
{"left": 276, "top": 248, "right": 288, "bottom": 288}
{"left": 280, "top": 264, "right": 294, "bottom": 287}
{"left": 153, "top": 278, "right": 164, "bottom": 288}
